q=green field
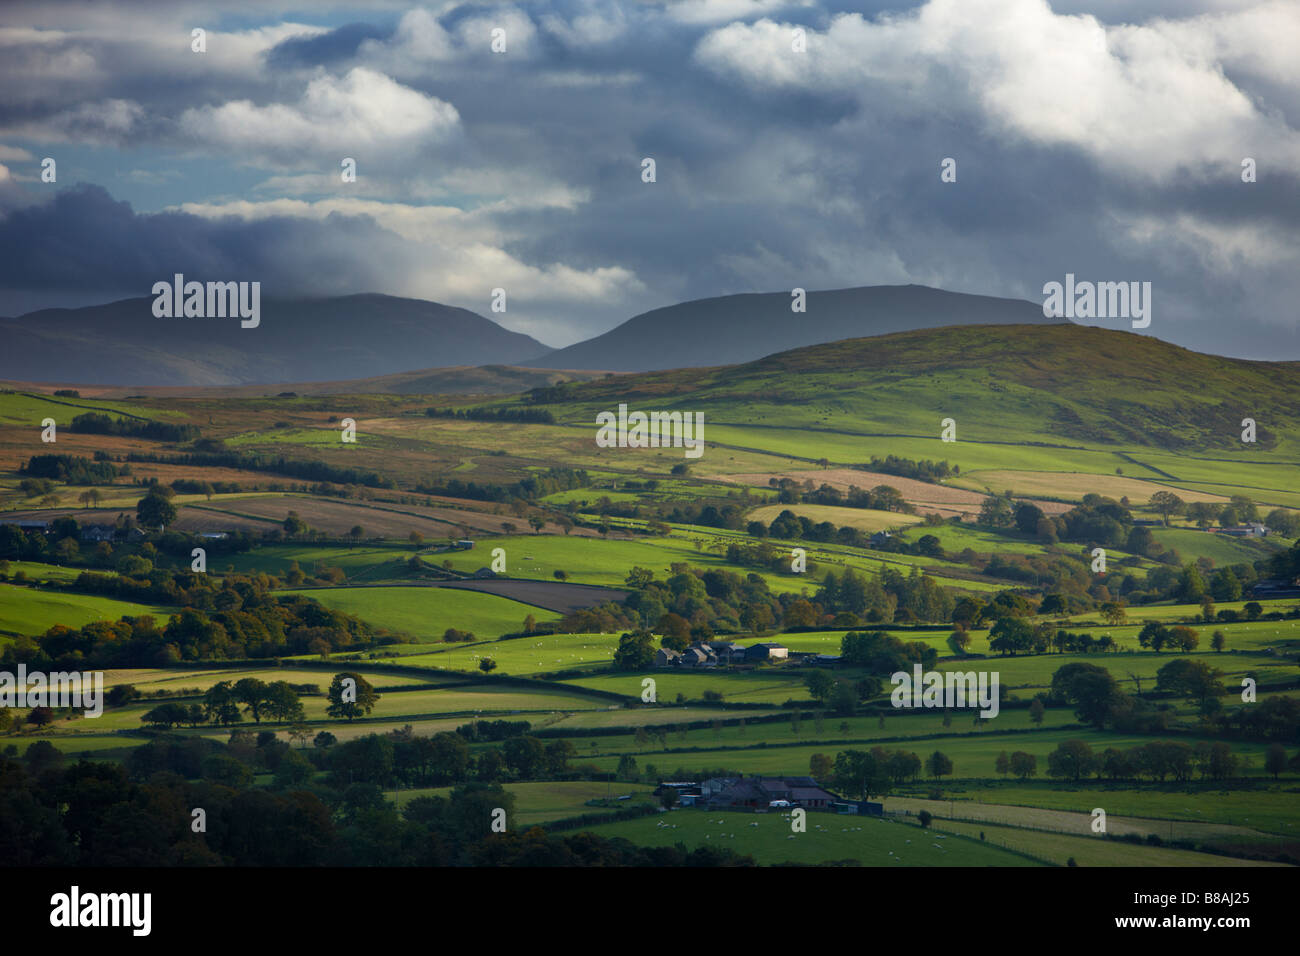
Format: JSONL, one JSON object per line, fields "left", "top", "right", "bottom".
{"left": 282, "top": 586, "right": 559, "bottom": 642}
{"left": 0, "top": 583, "right": 173, "bottom": 637}
{"left": 577, "top": 808, "right": 1042, "bottom": 866}
{"left": 932, "top": 819, "right": 1282, "bottom": 867}
{"left": 396, "top": 780, "right": 658, "bottom": 826}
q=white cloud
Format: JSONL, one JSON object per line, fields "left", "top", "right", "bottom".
{"left": 694, "top": 0, "right": 1300, "bottom": 180}
{"left": 177, "top": 67, "right": 460, "bottom": 167}
{"left": 171, "top": 196, "right": 645, "bottom": 310}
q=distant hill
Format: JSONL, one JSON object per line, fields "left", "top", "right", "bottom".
{"left": 523, "top": 284, "right": 1061, "bottom": 371}
{"left": 524, "top": 323, "right": 1300, "bottom": 454}
{"left": 0, "top": 293, "right": 554, "bottom": 386}
{"left": 1, "top": 364, "right": 613, "bottom": 399}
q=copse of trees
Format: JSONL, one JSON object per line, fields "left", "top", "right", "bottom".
{"left": 1046, "top": 738, "right": 1248, "bottom": 783}
{"left": 21, "top": 454, "right": 125, "bottom": 485}
{"left": 69, "top": 412, "right": 201, "bottom": 443}
{"left": 425, "top": 406, "right": 555, "bottom": 424}
{"left": 2, "top": 588, "right": 386, "bottom": 669}
{"left": 415, "top": 467, "right": 590, "bottom": 504}
{"left": 0, "top": 742, "right": 750, "bottom": 867}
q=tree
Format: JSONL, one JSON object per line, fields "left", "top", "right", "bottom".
{"left": 1099, "top": 601, "right": 1127, "bottom": 626}
{"left": 553, "top": 569, "right": 568, "bottom": 582}
{"left": 615, "top": 754, "right": 638, "bottom": 782}
{"left": 1156, "top": 658, "right": 1224, "bottom": 706}
{"left": 1047, "top": 739, "right": 1096, "bottom": 781}
{"left": 1150, "top": 491, "right": 1185, "bottom": 526}
{"left": 203, "top": 681, "right": 242, "bottom": 726}
{"left": 1028, "top": 697, "right": 1045, "bottom": 726}
{"left": 27, "top": 706, "right": 54, "bottom": 728}
{"left": 1210, "top": 630, "right": 1226, "bottom": 653}
{"left": 1168, "top": 625, "right": 1200, "bottom": 653}
{"left": 612, "top": 630, "right": 656, "bottom": 671}
{"left": 832, "top": 750, "right": 890, "bottom": 799}
{"left": 522, "top": 614, "right": 537, "bottom": 635}
{"left": 408, "top": 531, "right": 424, "bottom": 549}
{"left": 804, "top": 670, "right": 835, "bottom": 704}
{"left": 926, "top": 751, "right": 953, "bottom": 779}
{"left": 917, "top": 810, "right": 933, "bottom": 828}
{"left": 265, "top": 682, "right": 306, "bottom": 723}
{"left": 478, "top": 657, "right": 497, "bottom": 674}
{"left": 995, "top": 750, "right": 1010, "bottom": 777}
{"left": 136, "top": 491, "right": 176, "bottom": 531}
{"left": 809, "top": 753, "right": 833, "bottom": 781}
{"left": 1264, "top": 744, "right": 1287, "bottom": 780}
{"left": 232, "top": 678, "right": 272, "bottom": 723}
{"left": 326, "top": 672, "right": 380, "bottom": 721}
{"left": 348, "top": 525, "right": 365, "bottom": 545}
{"left": 1009, "top": 751, "right": 1037, "bottom": 780}
{"left": 1051, "top": 662, "right": 1123, "bottom": 728}
{"left": 282, "top": 511, "right": 306, "bottom": 537}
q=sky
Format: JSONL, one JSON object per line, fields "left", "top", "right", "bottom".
{"left": 0, "top": 0, "right": 1296, "bottom": 357}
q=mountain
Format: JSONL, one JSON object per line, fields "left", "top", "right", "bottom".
{"left": 523, "top": 284, "right": 1062, "bottom": 371}
{"left": 0, "top": 293, "right": 554, "bottom": 386}
{"left": 523, "top": 323, "right": 1300, "bottom": 454}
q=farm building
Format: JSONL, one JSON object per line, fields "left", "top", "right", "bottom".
{"left": 804, "top": 654, "right": 842, "bottom": 667}
{"left": 470, "top": 567, "right": 497, "bottom": 579}
{"left": 832, "top": 800, "right": 884, "bottom": 817}
{"left": 79, "top": 525, "right": 116, "bottom": 542}
{"left": 680, "top": 645, "right": 717, "bottom": 667}
{"left": 455, "top": 539, "right": 475, "bottom": 549}
{"left": 706, "top": 775, "right": 837, "bottom": 810}
{"left": 7, "top": 520, "right": 50, "bottom": 532}
{"left": 1251, "top": 577, "right": 1300, "bottom": 598}
{"left": 654, "top": 648, "right": 681, "bottom": 667}
{"left": 746, "top": 642, "right": 789, "bottom": 661}
{"left": 711, "top": 641, "right": 748, "bottom": 664}
{"left": 1217, "top": 523, "right": 1269, "bottom": 537}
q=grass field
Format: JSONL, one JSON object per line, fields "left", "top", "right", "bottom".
{"left": 281, "top": 585, "right": 559, "bottom": 642}
{"left": 745, "top": 503, "right": 923, "bottom": 533}
{"left": 932, "top": 818, "right": 1282, "bottom": 867}
{"left": 906, "top": 784, "right": 1300, "bottom": 837}
{"left": 576, "top": 807, "right": 1043, "bottom": 865}
{"left": 0, "top": 583, "right": 173, "bottom": 637}
{"left": 394, "top": 780, "right": 658, "bottom": 826}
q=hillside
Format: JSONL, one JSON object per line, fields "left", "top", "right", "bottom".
{"left": 523, "top": 284, "right": 1061, "bottom": 371}
{"left": 0, "top": 293, "right": 554, "bottom": 387}
{"left": 1, "top": 364, "right": 613, "bottom": 399}
{"left": 523, "top": 323, "right": 1300, "bottom": 455}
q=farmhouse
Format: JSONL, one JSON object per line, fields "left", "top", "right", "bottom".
{"left": 680, "top": 645, "right": 717, "bottom": 667}
{"left": 706, "top": 775, "right": 837, "bottom": 810}
{"left": 78, "top": 525, "right": 116, "bottom": 543}
{"left": 1216, "top": 523, "right": 1269, "bottom": 537}
{"left": 711, "top": 642, "right": 748, "bottom": 664}
{"left": 1251, "top": 577, "right": 1300, "bottom": 599}
{"left": 8, "top": 520, "right": 50, "bottom": 532}
{"left": 654, "top": 648, "right": 681, "bottom": 667}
